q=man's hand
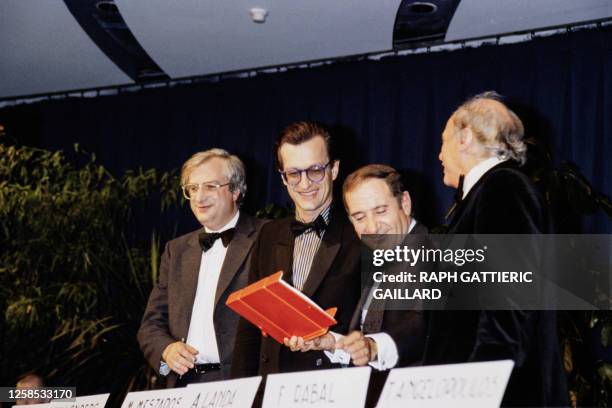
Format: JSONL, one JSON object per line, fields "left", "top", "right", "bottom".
{"left": 336, "top": 331, "right": 377, "bottom": 366}
{"left": 283, "top": 333, "right": 336, "bottom": 352}
{"left": 162, "top": 341, "right": 198, "bottom": 375}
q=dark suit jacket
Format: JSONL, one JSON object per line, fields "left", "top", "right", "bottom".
{"left": 231, "top": 205, "right": 362, "bottom": 377}
{"left": 138, "top": 212, "right": 266, "bottom": 387}
{"left": 350, "top": 221, "right": 428, "bottom": 368}
{"left": 423, "top": 161, "right": 568, "bottom": 407}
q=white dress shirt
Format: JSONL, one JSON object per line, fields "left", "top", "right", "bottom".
{"left": 462, "top": 156, "right": 507, "bottom": 199}
{"left": 160, "top": 210, "right": 240, "bottom": 375}
{"left": 325, "top": 219, "right": 417, "bottom": 370}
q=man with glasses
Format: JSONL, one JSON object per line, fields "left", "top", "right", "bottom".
{"left": 285, "top": 164, "right": 427, "bottom": 370}
{"left": 231, "top": 121, "right": 362, "bottom": 378}
{"left": 138, "top": 148, "right": 266, "bottom": 386}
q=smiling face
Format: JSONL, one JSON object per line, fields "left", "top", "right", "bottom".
{"left": 345, "top": 178, "right": 412, "bottom": 245}
{"left": 186, "top": 157, "right": 239, "bottom": 230}
{"left": 438, "top": 116, "right": 464, "bottom": 189}
{"left": 278, "top": 135, "right": 339, "bottom": 222}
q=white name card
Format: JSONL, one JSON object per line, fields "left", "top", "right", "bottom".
{"left": 262, "top": 367, "right": 371, "bottom": 408}
{"left": 377, "top": 360, "right": 514, "bottom": 408}
{"left": 120, "top": 387, "right": 197, "bottom": 408}
{"left": 187, "top": 377, "right": 262, "bottom": 408}
{"left": 50, "top": 393, "right": 110, "bottom": 408}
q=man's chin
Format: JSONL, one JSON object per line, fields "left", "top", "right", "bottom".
{"left": 294, "top": 198, "right": 322, "bottom": 212}
{"left": 361, "top": 234, "right": 400, "bottom": 250}
{"left": 443, "top": 175, "right": 458, "bottom": 189}
{"left": 196, "top": 216, "right": 211, "bottom": 227}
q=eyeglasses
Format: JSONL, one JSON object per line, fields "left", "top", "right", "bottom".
{"left": 279, "top": 161, "right": 331, "bottom": 187}
{"left": 181, "top": 182, "right": 230, "bottom": 199}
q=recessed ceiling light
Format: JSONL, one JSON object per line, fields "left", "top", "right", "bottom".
{"left": 408, "top": 2, "right": 437, "bottom": 14}
{"left": 96, "top": 1, "right": 119, "bottom": 14}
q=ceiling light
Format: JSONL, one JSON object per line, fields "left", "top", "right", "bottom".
{"left": 250, "top": 8, "right": 268, "bottom": 24}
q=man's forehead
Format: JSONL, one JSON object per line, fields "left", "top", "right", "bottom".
{"left": 279, "top": 137, "right": 329, "bottom": 168}
{"left": 187, "top": 158, "right": 227, "bottom": 181}
{"left": 347, "top": 179, "right": 394, "bottom": 210}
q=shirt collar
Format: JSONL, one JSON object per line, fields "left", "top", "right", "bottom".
{"left": 462, "top": 157, "right": 507, "bottom": 199}
{"left": 407, "top": 218, "right": 417, "bottom": 233}
{"left": 205, "top": 210, "right": 240, "bottom": 233}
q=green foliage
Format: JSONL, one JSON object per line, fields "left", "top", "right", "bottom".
{"left": 0, "top": 143, "right": 181, "bottom": 404}
{"left": 255, "top": 202, "right": 292, "bottom": 219}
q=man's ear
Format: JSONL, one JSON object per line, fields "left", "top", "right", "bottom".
{"left": 331, "top": 160, "right": 340, "bottom": 181}
{"left": 458, "top": 127, "right": 474, "bottom": 151}
{"left": 232, "top": 188, "right": 241, "bottom": 203}
{"left": 280, "top": 173, "right": 288, "bottom": 187}
{"left": 401, "top": 191, "right": 412, "bottom": 216}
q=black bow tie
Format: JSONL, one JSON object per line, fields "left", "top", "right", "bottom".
{"left": 198, "top": 228, "right": 235, "bottom": 251}
{"left": 445, "top": 175, "right": 465, "bottom": 220}
{"left": 290, "top": 215, "right": 327, "bottom": 238}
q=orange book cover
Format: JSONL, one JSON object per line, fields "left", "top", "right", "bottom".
{"left": 226, "top": 271, "right": 338, "bottom": 344}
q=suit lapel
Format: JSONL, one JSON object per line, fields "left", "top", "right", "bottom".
{"left": 448, "top": 161, "right": 515, "bottom": 229}
{"left": 214, "top": 214, "right": 256, "bottom": 307}
{"left": 180, "top": 231, "right": 204, "bottom": 339}
{"left": 275, "top": 221, "right": 294, "bottom": 286}
{"left": 359, "top": 221, "right": 428, "bottom": 333}
{"left": 301, "top": 208, "right": 343, "bottom": 297}
{"left": 350, "top": 284, "right": 372, "bottom": 331}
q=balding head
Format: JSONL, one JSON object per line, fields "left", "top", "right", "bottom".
{"left": 16, "top": 374, "right": 45, "bottom": 405}
{"left": 439, "top": 91, "right": 527, "bottom": 188}
{"left": 451, "top": 91, "right": 526, "bottom": 164}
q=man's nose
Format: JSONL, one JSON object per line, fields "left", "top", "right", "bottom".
{"left": 194, "top": 187, "right": 208, "bottom": 202}
{"left": 364, "top": 217, "right": 378, "bottom": 234}
{"left": 297, "top": 171, "right": 311, "bottom": 190}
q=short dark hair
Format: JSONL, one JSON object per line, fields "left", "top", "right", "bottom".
{"left": 275, "top": 121, "right": 334, "bottom": 169}
{"left": 343, "top": 164, "right": 404, "bottom": 208}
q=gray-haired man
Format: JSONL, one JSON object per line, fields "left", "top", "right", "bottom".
{"left": 138, "top": 148, "right": 266, "bottom": 386}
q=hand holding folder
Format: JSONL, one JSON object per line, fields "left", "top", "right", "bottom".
{"left": 226, "top": 271, "right": 338, "bottom": 344}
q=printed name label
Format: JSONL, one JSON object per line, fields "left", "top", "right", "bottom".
{"left": 377, "top": 360, "right": 514, "bottom": 408}
{"left": 262, "top": 367, "right": 371, "bottom": 408}
{"left": 187, "top": 377, "right": 262, "bottom": 408}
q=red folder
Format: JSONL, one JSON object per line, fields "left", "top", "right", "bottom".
{"left": 226, "top": 271, "right": 337, "bottom": 344}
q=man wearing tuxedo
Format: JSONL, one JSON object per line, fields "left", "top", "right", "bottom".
{"left": 231, "top": 121, "right": 362, "bottom": 378}
{"left": 138, "top": 148, "right": 266, "bottom": 386}
{"left": 426, "top": 92, "right": 568, "bottom": 406}
{"left": 285, "top": 164, "right": 426, "bottom": 370}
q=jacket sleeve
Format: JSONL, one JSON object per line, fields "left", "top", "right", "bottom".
{"left": 137, "top": 241, "right": 177, "bottom": 374}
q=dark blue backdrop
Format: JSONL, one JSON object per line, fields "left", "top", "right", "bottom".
{"left": 2, "top": 26, "right": 610, "bottom": 233}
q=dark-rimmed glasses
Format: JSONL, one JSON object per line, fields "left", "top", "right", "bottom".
{"left": 182, "top": 182, "right": 230, "bottom": 199}
{"left": 279, "top": 161, "right": 331, "bottom": 186}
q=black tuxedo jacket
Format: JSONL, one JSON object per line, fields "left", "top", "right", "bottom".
{"left": 423, "top": 161, "right": 568, "bottom": 407}
{"left": 231, "top": 205, "right": 362, "bottom": 377}
{"left": 137, "top": 213, "right": 267, "bottom": 387}
{"left": 350, "top": 221, "right": 428, "bottom": 367}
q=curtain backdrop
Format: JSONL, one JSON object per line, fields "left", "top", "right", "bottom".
{"left": 1, "top": 26, "right": 610, "bottom": 233}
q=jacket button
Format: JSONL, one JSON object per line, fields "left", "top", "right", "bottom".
{"left": 262, "top": 355, "right": 269, "bottom": 363}
{"left": 316, "top": 358, "right": 322, "bottom": 366}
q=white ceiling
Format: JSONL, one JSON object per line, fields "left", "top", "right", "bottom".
{"left": 0, "top": 0, "right": 131, "bottom": 98}
{"left": 116, "top": 0, "right": 400, "bottom": 78}
{"left": 0, "top": 0, "right": 610, "bottom": 100}
{"left": 446, "top": 0, "right": 612, "bottom": 41}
